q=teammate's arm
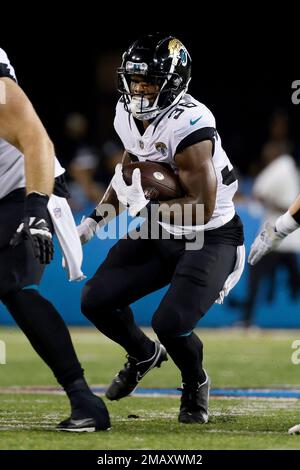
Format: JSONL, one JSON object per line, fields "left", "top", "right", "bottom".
{"left": 248, "top": 193, "right": 300, "bottom": 266}
{"left": 288, "top": 194, "right": 300, "bottom": 219}
{"left": 0, "top": 77, "right": 55, "bottom": 264}
{"left": 0, "top": 77, "right": 54, "bottom": 195}
{"left": 158, "top": 140, "right": 217, "bottom": 225}
{"left": 77, "top": 151, "right": 131, "bottom": 244}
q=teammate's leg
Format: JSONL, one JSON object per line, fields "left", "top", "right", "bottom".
{"left": 0, "top": 195, "right": 110, "bottom": 431}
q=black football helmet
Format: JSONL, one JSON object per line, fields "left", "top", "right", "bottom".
{"left": 117, "top": 33, "right": 192, "bottom": 120}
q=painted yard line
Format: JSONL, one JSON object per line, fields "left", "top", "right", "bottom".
{"left": 1, "top": 386, "right": 300, "bottom": 399}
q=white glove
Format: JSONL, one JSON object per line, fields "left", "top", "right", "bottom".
{"left": 111, "top": 163, "right": 148, "bottom": 217}
{"left": 77, "top": 216, "right": 97, "bottom": 245}
{"left": 248, "top": 221, "right": 286, "bottom": 266}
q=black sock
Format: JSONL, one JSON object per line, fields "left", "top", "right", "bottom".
{"left": 64, "top": 378, "right": 94, "bottom": 408}
{"left": 158, "top": 332, "right": 206, "bottom": 385}
{"left": 83, "top": 305, "right": 154, "bottom": 360}
{"left": 63, "top": 377, "right": 108, "bottom": 420}
{"left": 2, "top": 289, "right": 84, "bottom": 387}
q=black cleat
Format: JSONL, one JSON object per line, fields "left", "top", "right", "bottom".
{"left": 105, "top": 341, "right": 168, "bottom": 401}
{"left": 57, "top": 395, "right": 111, "bottom": 432}
{"left": 178, "top": 371, "right": 210, "bottom": 424}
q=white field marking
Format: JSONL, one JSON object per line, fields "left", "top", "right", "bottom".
{"left": 0, "top": 402, "right": 298, "bottom": 433}
{"left": 212, "top": 399, "right": 300, "bottom": 413}
{"left": 113, "top": 400, "right": 300, "bottom": 422}
{"left": 0, "top": 425, "right": 55, "bottom": 430}
{"left": 212, "top": 396, "right": 300, "bottom": 402}
{"left": 1, "top": 327, "right": 300, "bottom": 344}
{"left": 203, "top": 429, "right": 285, "bottom": 435}
{"left": 0, "top": 340, "right": 5, "bottom": 364}
{"left": 0, "top": 412, "right": 63, "bottom": 420}
{"left": 0, "top": 387, "right": 66, "bottom": 395}
{"left": 0, "top": 399, "right": 52, "bottom": 404}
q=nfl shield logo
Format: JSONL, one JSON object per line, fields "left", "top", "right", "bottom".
{"left": 53, "top": 208, "right": 62, "bottom": 218}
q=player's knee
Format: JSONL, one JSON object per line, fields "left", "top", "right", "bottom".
{"left": 0, "top": 282, "right": 21, "bottom": 301}
{"left": 0, "top": 289, "right": 15, "bottom": 306}
{"left": 152, "top": 307, "right": 184, "bottom": 338}
{"left": 81, "top": 281, "right": 114, "bottom": 319}
{"left": 1, "top": 287, "right": 40, "bottom": 311}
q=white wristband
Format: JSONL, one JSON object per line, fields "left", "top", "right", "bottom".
{"left": 275, "top": 211, "right": 300, "bottom": 237}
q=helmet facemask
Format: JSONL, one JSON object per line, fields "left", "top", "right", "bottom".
{"left": 118, "top": 69, "right": 189, "bottom": 121}
{"left": 117, "top": 34, "right": 192, "bottom": 121}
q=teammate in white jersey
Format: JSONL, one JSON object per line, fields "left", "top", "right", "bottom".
{"left": 78, "top": 33, "right": 244, "bottom": 424}
{"left": 249, "top": 194, "right": 300, "bottom": 435}
{"left": 0, "top": 48, "right": 110, "bottom": 431}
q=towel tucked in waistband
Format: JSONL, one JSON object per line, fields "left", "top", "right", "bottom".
{"left": 47, "top": 195, "right": 86, "bottom": 282}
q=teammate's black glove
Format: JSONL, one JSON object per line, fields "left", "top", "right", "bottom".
{"left": 10, "top": 192, "right": 54, "bottom": 265}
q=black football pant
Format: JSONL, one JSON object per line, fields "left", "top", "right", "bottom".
{"left": 82, "top": 236, "right": 237, "bottom": 384}
{"left": 0, "top": 189, "right": 84, "bottom": 387}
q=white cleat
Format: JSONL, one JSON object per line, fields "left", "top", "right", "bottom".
{"left": 288, "top": 424, "right": 300, "bottom": 435}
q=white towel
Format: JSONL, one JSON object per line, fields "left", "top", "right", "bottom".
{"left": 47, "top": 195, "right": 86, "bottom": 281}
{"left": 215, "top": 244, "right": 245, "bottom": 304}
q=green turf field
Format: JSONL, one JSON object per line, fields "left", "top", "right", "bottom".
{"left": 0, "top": 327, "right": 300, "bottom": 450}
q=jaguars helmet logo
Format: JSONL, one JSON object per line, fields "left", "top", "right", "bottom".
{"left": 168, "top": 39, "right": 188, "bottom": 67}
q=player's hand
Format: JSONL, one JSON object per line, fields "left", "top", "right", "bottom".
{"left": 111, "top": 164, "right": 148, "bottom": 217}
{"left": 77, "top": 216, "right": 97, "bottom": 245}
{"left": 10, "top": 216, "right": 54, "bottom": 264}
{"left": 248, "top": 221, "right": 286, "bottom": 266}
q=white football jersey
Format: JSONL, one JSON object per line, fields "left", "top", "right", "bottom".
{"left": 114, "top": 94, "right": 238, "bottom": 234}
{"left": 0, "top": 48, "right": 65, "bottom": 200}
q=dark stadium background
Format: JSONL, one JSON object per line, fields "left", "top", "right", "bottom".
{"left": 2, "top": 32, "right": 299, "bottom": 176}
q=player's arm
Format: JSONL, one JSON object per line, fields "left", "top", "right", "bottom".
{"left": 0, "top": 77, "right": 54, "bottom": 195}
{"left": 248, "top": 193, "right": 300, "bottom": 266}
{"left": 77, "top": 151, "right": 131, "bottom": 244}
{"left": 288, "top": 194, "right": 300, "bottom": 219}
{"left": 0, "top": 77, "right": 55, "bottom": 264}
{"left": 158, "top": 140, "right": 217, "bottom": 225}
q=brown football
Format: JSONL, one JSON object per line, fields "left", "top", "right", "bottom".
{"left": 122, "top": 161, "right": 184, "bottom": 201}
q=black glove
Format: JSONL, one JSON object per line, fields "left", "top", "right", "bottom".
{"left": 10, "top": 192, "right": 54, "bottom": 265}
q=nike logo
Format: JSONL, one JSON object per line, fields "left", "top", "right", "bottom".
{"left": 67, "top": 418, "right": 95, "bottom": 426}
{"left": 190, "top": 116, "right": 203, "bottom": 126}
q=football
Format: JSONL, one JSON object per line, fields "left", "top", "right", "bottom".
{"left": 122, "top": 161, "right": 184, "bottom": 201}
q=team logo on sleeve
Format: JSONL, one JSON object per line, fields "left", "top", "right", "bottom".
{"left": 155, "top": 142, "right": 168, "bottom": 157}
{"left": 53, "top": 208, "right": 62, "bottom": 218}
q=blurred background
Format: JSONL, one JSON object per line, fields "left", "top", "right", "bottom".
{"left": 1, "top": 30, "right": 300, "bottom": 329}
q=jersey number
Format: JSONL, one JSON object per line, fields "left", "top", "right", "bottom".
{"left": 168, "top": 102, "right": 197, "bottom": 120}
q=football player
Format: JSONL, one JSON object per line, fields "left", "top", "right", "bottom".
{"left": 248, "top": 194, "right": 300, "bottom": 266}
{"left": 78, "top": 33, "right": 245, "bottom": 424}
{"left": 0, "top": 48, "right": 110, "bottom": 431}
{"left": 249, "top": 194, "right": 300, "bottom": 435}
